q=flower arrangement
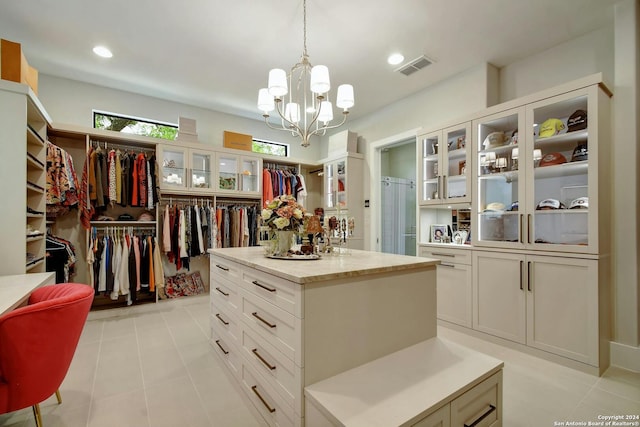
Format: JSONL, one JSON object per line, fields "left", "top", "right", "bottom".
{"left": 261, "top": 195, "right": 307, "bottom": 231}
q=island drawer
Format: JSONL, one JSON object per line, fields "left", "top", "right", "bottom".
{"left": 419, "top": 246, "right": 472, "bottom": 265}
{"left": 241, "top": 361, "right": 295, "bottom": 427}
{"left": 241, "top": 326, "right": 302, "bottom": 416}
{"left": 210, "top": 301, "right": 240, "bottom": 347}
{"left": 240, "top": 288, "right": 301, "bottom": 366}
{"left": 240, "top": 269, "right": 301, "bottom": 317}
{"left": 210, "top": 330, "right": 242, "bottom": 381}
{"left": 210, "top": 256, "right": 243, "bottom": 282}
{"left": 210, "top": 274, "right": 240, "bottom": 312}
{"left": 450, "top": 371, "right": 502, "bottom": 427}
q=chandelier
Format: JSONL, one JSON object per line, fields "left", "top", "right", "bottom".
{"left": 257, "top": 0, "right": 354, "bottom": 147}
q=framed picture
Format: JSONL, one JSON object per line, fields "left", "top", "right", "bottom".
{"left": 431, "top": 224, "right": 448, "bottom": 242}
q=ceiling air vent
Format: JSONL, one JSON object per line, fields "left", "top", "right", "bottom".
{"left": 395, "top": 55, "right": 433, "bottom": 76}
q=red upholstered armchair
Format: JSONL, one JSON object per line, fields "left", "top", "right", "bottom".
{"left": 0, "top": 283, "right": 93, "bottom": 426}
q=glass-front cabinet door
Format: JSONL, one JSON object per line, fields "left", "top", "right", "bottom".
{"left": 525, "top": 87, "right": 594, "bottom": 253}
{"left": 240, "top": 156, "right": 260, "bottom": 193}
{"left": 216, "top": 153, "right": 262, "bottom": 194}
{"left": 325, "top": 158, "right": 347, "bottom": 209}
{"left": 418, "top": 122, "right": 471, "bottom": 205}
{"left": 158, "top": 145, "right": 188, "bottom": 191}
{"left": 217, "top": 153, "right": 238, "bottom": 192}
{"left": 443, "top": 123, "right": 471, "bottom": 202}
{"left": 189, "top": 149, "right": 214, "bottom": 193}
{"left": 419, "top": 131, "right": 441, "bottom": 204}
{"left": 473, "top": 107, "right": 526, "bottom": 249}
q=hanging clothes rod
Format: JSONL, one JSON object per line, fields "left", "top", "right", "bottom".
{"left": 264, "top": 162, "right": 298, "bottom": 173}
{"left": 90, "top": 139, "right": 156, "bottom": 153}
{"left": 160, "top": 196, "right": 213, "bottom": 205}
{"left": 216, "top": 199, "right": 261, "bottom": 207}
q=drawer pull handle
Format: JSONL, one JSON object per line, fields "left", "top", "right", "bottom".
{"left": 464, "top": 404, "right": 496, "bottom": 427}
{"left": 215, "top": 287, "right": 229, "bottom": 297}
{"left": 251, "top": 385, "right": 276, "bottom": 413}
{"left": 252, "top": 280, "right": 276, "bottom": 293}
{"left": 252, "top": 348, "right": 276, "bottom": 370}
{"left": 215, "top": 339, "right": 229, "bottom": 355}
{"left": 215, "top": 313, "right": 229, "bottom": 325}
{"left": 439, "top": 263, "right": 455, "bottom": 268}
{"left": 431, "top": 252, "right": 455, "bottom": 257}
{"left": 216, "top": 264, "right": 229, "bottom": 271}
{"left": 252, "top": 312, "right": 276, "bottom": 328}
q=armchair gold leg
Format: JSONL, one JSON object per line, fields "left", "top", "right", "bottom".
{"left": 32, "top": 403, "right": 43, "bottom": 427}
{"left": 55, "top": 389, "right": 62, "bottom": 404}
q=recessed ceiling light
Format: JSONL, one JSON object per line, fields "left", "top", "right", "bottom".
{"left": 387, "top": 53, "right": 404, "bottom": 65}
{"left": 93, "top": 46, "right": 113, "bottom": 58}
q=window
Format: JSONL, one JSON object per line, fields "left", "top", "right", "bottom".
{"left": 252, "top": 138, "right": 288, "bottom": 157}
{"left": 93, "top": 111, "right": 178, "bottom": 141}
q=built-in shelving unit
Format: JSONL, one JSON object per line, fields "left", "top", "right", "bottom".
{"left": 0, "top": 80, "right": 51, "bottom": 275}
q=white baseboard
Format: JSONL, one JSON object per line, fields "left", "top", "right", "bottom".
{"left": 610, "top": 341, "right": 640, "bottom": 372}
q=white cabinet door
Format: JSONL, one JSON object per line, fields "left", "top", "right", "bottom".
{"left": 418, "top": 122, "right": 471, "bottom": 206}
{"left": 157, "top": 145, "right": 189, "bottom": 192}
{"left": 472, "top": 107, "right": 526, "bottom": 250}
{"left": 188, "top": 148, "right": 214, "bottom": 193}
{"left": 526, "top": 255, "right": 599, "bottom": 365}
{"left": 437, "top": 262, "right": 472, "bottom": 328}
{"left": 216, "top": 152, "right": 262, "bottom": 195}
{"left": 473, "top": 251, "right": 526, "bottom": 344}
{"left": 524, "top": 86, "right": 600, "bottom": 254}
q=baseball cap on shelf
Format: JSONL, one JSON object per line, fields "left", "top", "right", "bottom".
{"left": 484, "top": 202, "right": 506, "bottom": 212}
{"left": 482, "top": 132, "right": 508, "bottom": 150}
{"left": 507, "top": 201, "right": 519, "bottom": 211}
{"left": 536, "top": 199, "right": 566, "bottom": 210}
{"left": 538, "top": 118, "right": 565, "bottom": 138}
{"left": 539, "top": 152, "right": 567, "bottom": 167}
{"left": 569, "top": 197, "right": 589, "bottom": 209}
{"left": 567, "top": 110, "right": 587, "bottom": 132}
{"left": 571, "top": 143, "right": 588, "bottom": 162}
{"left": 138, "top": 211, "right": 154, "bottom": 221}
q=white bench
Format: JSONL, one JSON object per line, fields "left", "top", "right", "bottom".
{"left": 304, "top": 337, "right": 504, "bottom": 427}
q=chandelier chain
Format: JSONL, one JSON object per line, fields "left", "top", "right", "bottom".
{"left": 302, "top": 0, "right": 307, "bottom": 57}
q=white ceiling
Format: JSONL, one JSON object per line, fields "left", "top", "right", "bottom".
{"left": 0, "top": 0, "right": 618, "bottom": 122}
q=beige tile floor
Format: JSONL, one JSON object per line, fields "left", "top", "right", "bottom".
{"left": 0, "top": 294, "right": 638, "bottom": 427}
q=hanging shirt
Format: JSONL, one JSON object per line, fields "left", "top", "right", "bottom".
{"left": 110, "top": 237, "right": 122, "bottom": 300}
{"left": 108, "top": 149, "right": 117, "bottom": 204}
{"left": 163, "top": 204, "right": 171, "bottom": 252}
{"left": 119, "top": 236, "right": 130, "bottom": 296}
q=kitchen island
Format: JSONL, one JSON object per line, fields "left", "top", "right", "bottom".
{"left": 208, "top": 247, "right": 502, "bottom": 427}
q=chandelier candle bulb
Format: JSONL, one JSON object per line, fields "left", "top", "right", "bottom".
{"left": 310, "top": 65, "right": 330, "bottom": 93}
{"left": 258, "top": 88, "right": 275, "bottom": 113}
{"left": 268, "top": 69, "right": 288, "bottom": 97}
{"left": 285, "top": 103, "right": 300, "bottom": 123}
{"left": 318, "top": 101, "right": 333, "bottom": 123}
{"left": 336, "top": 84, "right": 355, "bottom": 109}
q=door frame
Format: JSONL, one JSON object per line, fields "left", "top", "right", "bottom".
{"left": 366, "top": 128, "right": 420, "bottom": 252}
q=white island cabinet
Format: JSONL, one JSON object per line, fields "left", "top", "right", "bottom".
{"left": 209, "top": 247, "right": 503, "bottom": 427}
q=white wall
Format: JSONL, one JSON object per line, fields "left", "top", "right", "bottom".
{"left": 499, "top": 26, "right": 615, "bottom": 102}
{"left": 611, "top": 0, "right": 640, "bottom": 369}
{"left": 38, "top": 75, "right": 322, "bottom": 163}
{"left": 324, "top": 63, "right": 496, "bottom": 158}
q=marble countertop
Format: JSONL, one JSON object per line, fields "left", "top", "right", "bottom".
{"left": 208, "top": 247, "right": 439, "bottom": 284}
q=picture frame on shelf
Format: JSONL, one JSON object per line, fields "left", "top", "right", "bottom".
{"left": 431, "top": 224, "right": 448, "bottom": 243}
